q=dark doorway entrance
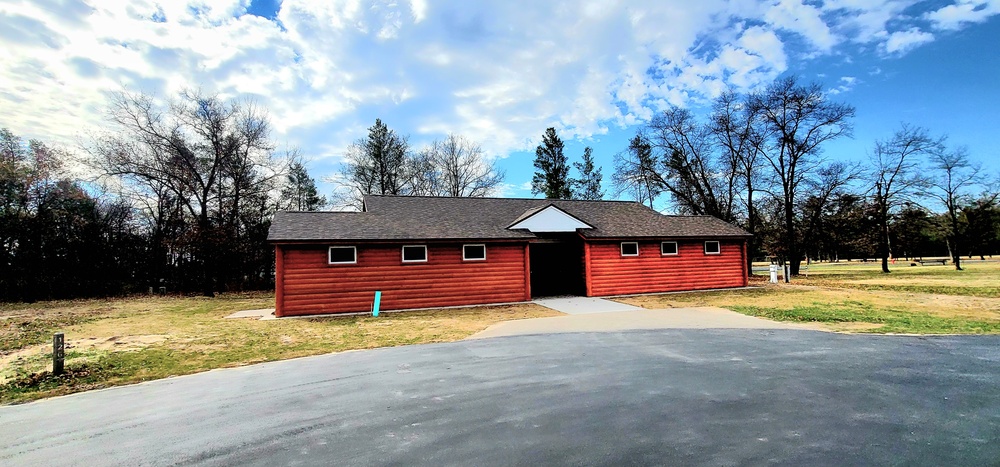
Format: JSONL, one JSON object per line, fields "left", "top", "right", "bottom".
{"left": 529, "top": 234, "right": 585, "bottom": 297}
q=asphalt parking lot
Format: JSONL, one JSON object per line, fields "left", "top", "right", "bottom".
{"left": 2, "top": 329, "right": 998, "bottom": 466}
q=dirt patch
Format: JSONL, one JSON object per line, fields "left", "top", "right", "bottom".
{"left": 823, "top": 322, "right": 887, "bottom": 332}
{"left": 0, "top": 345, "right": 48, "bottom": 383}
{"left": 71, "top": 334, "right": 172, "bottom": 352}
{"left": 0, "top": 334, "right": 173, "bottom": 385}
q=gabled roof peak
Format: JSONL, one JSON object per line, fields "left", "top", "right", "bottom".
{"left": 507, "top": 204, "right": 594, "bottom": 232}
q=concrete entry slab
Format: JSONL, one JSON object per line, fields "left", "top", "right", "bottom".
{"left": 533, "top": 296, "right": 642, "bottom": 314}
{"left": 224, "top": 308, "right": 275, "bottom": 320}
{"left": 470, "top": 306, "right": 821, "bottom": 339}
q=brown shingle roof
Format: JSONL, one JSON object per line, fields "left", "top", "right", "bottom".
{"left": 268, "top": 195, "right": 750, "bottom": 242}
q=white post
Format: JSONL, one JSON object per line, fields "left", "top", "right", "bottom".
{"left": 769, "top": 265, "right": 778, "bottom": 283}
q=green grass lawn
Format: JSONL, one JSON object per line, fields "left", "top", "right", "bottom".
{"left": 619, "top": 260, "right": 1000, "bottom": 334}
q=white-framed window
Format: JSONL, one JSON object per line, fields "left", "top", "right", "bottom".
{"left": 620, "top": 242, "right": 639, "bottom": 257}
{"left": 704, "top": 241, "right": 721, "bottom": 255}
{"left": 402, "top": 245, "right": 428, "bottom": 262}
{"left": 661, "top": 241, "right": 678, "bottom": 256}
{"left": 463, "top": 244, "right": 486, "bottom": 261}
{"left": 328, "top": 246, "right": 357, "bottom": 264}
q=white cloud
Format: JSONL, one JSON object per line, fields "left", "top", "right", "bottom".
{"left": 820, "top": 0, "right": 920, "bottom": 41}
{"left": 880, "top": 27, "right": 935, "bottom": 54}
{"left": 765, "top": 0, "right": 838, "bottom": 53}
{"left": 409, "top": 0, "right": 428, "bottom": 23}
{"left": 0, "top": 0, "right": 992, "bottom": 168}
{"left": 495, "top": 180, "right": 535, "bottom": 198}
{"left": 828, "top": 76, "right": 859, "bottom": 94}
{"left": 927, "top": 0, "right": 1000, "bottom": 30}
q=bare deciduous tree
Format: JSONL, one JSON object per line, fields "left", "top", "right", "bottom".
{"left": 647, "top": 106, "right": 736, "bottom": 220}
{"left": 748, "top": 76, "right": 855, "bottom": 275}
{"left": 710, "top": 89, "right": 768, "bottom": 274}
{"left": 89, "top": 89, "right": 281, "bottom": 296}
{"left": 423, "top": 134, "right": 505, "bottom": 197}
{"left": 612, "top": 132, "right": 663, "bottom": 209}
{"left": 869, "top": 124, "right": 941, "bottom": 273}
{"left": 926, "top": 145, "right": 982, "bottom": 270}
{"left": 332, "top": 128, "right": 505, "bottom": 208}
{"left": 799, "top": 161, "right": 862, "bottom": 261}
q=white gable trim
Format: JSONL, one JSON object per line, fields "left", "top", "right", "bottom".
{"left": 507, "top": 205, "right": 593, "bottom": 233}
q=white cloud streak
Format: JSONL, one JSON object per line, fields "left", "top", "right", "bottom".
{"left": 927, "top": 0, "right": 1000, "bottom": 30}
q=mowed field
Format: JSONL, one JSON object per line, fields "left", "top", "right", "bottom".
{"left": 2, "top": 260, "right": 998, "bottom": 404}
{"left": 0, "top": 295, "right": 559, "bottom": 404}
{"left": 618, "top": 259, "right": 1000, "bottom": 334}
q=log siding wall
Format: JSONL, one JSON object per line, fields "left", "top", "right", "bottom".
{"left": 586, "top": 240, "right": 747, "bottom": 296}
{"left": 276, "top": 242, "right": 529, "bottom": 316}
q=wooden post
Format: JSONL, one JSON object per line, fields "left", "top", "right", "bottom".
{"left": 53, "top": 332, "right": 65, "bottom": 376}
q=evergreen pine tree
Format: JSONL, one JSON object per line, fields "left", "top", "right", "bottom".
{"left": 281, "top": 161, "right": 326, "bottom": 211}
{"left": 571, "top": 147, "right": 604, "bottom": 200}
{"left": 531, "top": 127, "right": 572, "bottom": 199}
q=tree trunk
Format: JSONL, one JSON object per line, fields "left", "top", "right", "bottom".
{"left": 949, "top": 212, "right": 963, "bottom": 271}
{"left": 785, "top": 196, "right": 801, "bottom": 276}
{"left": 744, "top": 187, "right": 756, "bottom": 278}
{"left": 880, "top": 210, "right": 891, "bottom": 273}
{"left": 199, "top": 209, "right": 215, "bottom": 297}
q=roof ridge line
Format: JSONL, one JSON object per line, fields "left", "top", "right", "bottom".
{"left": 364, "top": 194, "right": 640, "bottom": 203}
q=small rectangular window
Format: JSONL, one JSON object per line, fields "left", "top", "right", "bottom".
{"left": 704, "top": 241, "right": 721, "bottom": 255}
{"left": 402, "top": 245, "right": 428, "bottom": 262}
{"left": 661, "top": 241, "right": 678, "bottom": 255}
{"left": 328, "top": 246, "right": 356, "bottom": 264}
{"left": 620, "top": 242, "right": 639, "bottom": 256}
{"left": 463, "top": 244, "right": 486, "bottom": 261}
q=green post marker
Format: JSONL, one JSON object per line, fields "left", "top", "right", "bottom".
{"left": 372, "top": 291, "right": 381, "bottom": 317}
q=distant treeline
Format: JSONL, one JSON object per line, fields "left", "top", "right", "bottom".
{"left": 1, "top": 91, "right": 325, "bottom": 301}
{"left": 3, "top": 76, "right": 999, "bottom": 302}
{"left": 519, "top": 76, "right": 999, "bottom": 274}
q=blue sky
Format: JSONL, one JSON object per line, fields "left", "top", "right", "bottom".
{"left": 1, "top": 0, "right": 998, "bottom": 208}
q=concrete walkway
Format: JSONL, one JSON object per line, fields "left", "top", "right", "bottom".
{"left": 224, "top": 308, "right": 275, "bottom": 320}
{"left": 470, "top": 306, "right": 821, "bottom": 339}
{"left": 533, "top": 296, "right": 643, "bottom": 314}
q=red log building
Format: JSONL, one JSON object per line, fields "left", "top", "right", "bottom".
{"left": 268, "top": 195, "right": 750, "bottom": 317}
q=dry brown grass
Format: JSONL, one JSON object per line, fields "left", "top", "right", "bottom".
{"left": 0, "top": 294, "right": 559, "bottom": 403}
